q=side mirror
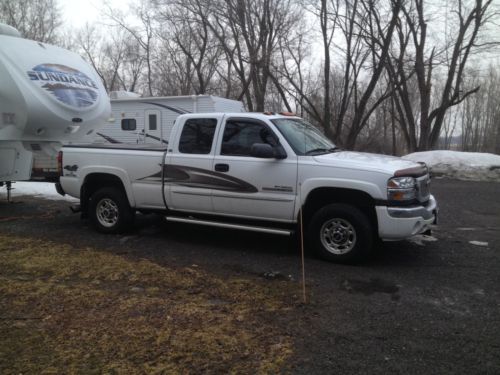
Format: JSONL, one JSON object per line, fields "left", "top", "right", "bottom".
{"left": 250, "top": 143, "right": 274, "bottom": 158}
{"left": 250, "top": 143, "right": 287, "bottom": 159}
{"left": 273, "top": 145, "right": 287, "bottom": 159}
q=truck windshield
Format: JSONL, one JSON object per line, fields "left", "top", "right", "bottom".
{"left": 271, "top": 118, "right": 337, "bottom": 156}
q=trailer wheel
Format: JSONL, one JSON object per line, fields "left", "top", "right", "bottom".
{"left": 89, "top": 187, "right": 134, "bottom": 233}
{"left": 308, "top": 203, "right": 373, "bottom": 264}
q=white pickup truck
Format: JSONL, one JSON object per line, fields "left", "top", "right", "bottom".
{"left": 57, "top": 112, "right": 437, "bottom": 263}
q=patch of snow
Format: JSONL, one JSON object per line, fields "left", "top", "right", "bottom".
{"left": 404, "top": 150, "right": 500, "bottom": 182}
{"left": 469, "top": 241, "right": 489, "bottom": 247}
{"left": 0, "top": 181, "right": 78, "bottom": 202}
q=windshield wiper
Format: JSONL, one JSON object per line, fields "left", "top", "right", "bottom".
{"left": 305, "top": 147, "right": 338, "bottom": 155}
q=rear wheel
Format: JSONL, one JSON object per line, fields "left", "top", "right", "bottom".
{"left": 308, "top": 204, "right": 373, "bottom": 263}
{"left": 89, "top": 187, "right": 135, "bottom": 233}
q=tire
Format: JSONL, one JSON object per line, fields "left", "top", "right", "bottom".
{"left": 88, "top": 187, "right": 135, "bottom": 234}
{"left": 307, "top": 204, "right": 374, "bottom": 264}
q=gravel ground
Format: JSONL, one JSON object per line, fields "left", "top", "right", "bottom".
{"left": 1, "top": 178, "right": 499, "bottom": 374}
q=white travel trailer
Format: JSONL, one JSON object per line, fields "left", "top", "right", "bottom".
{"left": 97, "top": 93, "right": 244, "bottom": 145}
{"left": 0, "top": 23, "right": 110, "bottom": 194}
{"left": 29, "top": 95, "right": 244, "bottom": 179}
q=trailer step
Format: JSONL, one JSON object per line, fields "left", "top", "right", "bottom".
{"left": 165, "top": 216, "right": 293, "bottom": 236}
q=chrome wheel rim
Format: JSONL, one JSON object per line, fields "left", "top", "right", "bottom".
{"left": 96, "top": 198, "right": 119, "bottom": 228}
{"left": 320, "top": 218, "right": 357, "bottom": 255}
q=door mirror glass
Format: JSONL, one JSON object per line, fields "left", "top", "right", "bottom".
{"left": 250, "top": 143, "right": 275, "bottom": 158}
{"left": 274, "top": 145, "right": 287, "bottom": 159}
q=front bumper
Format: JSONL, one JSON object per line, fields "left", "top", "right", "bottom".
{"left": 376, "top": 195, "right": 438, "bottom": 240}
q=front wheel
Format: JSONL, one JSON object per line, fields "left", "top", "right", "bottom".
{"left": 308, "top": 204, "right": 374, "bottom": 264}
{"left": 89, "top": 187, "right": 135, "bottom": 233}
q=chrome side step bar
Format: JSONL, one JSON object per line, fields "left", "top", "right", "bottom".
{"left": 165, "top": 216, "right": 293, "bottom": 236}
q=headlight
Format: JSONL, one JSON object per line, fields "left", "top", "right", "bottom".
{"left": 388, "top": 177, "right": 415, "bottom": 189}
{"left": 387, "top": 177, "right": 416, "bottom": 202}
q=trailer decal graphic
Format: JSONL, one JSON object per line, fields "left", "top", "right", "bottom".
{"left": 139, "top": 164, "right": 258, "bottom": 193}
{"left": 27, "top": 64, "right": 99, "bottom": 108}
{"left": 143, "top": 101, "right": 190, "bottom": 115}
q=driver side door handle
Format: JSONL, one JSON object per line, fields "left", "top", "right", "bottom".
{"left": 214, "top": 163, "right": 229, "bottom": 172}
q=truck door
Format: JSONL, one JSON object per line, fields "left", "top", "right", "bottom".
{"left": 144, "top": 109, "right": 163, "bottom": 144}
{"left": 211, "top": 117, "right": 298, "bottom": 222}
{"left": 164, "top": 115, "right": 224, "bottom": 213}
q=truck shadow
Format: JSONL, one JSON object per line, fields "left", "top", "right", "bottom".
{"left": 0, "top": 198, "right": 444, "bottom": 271}
{"left": 131, "top": 213, "right": 441, "bottom": 267}
{"left": 132, "top": 213, "right": 300, "bottom": 258}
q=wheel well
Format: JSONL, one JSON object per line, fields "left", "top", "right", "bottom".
{"left": 302, "top": 187, "right": 378, "bottom": 230}
{"left": 80, "top": 173, "right": 128, "bottom": 217}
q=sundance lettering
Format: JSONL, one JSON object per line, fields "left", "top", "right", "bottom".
{"left": 27, "top": 70, "right": 98, "bottom": 89}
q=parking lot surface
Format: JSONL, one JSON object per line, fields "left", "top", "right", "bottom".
{"left": 1, "top": 178, "right": 499, "bottom": 373}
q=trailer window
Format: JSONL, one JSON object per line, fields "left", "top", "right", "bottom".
{"left": 179, "top": 118, "right": 217, "bottom": 154}
{"left": 121, "top": 119, "right": 136, "bottom": 131}
{"left": 148, "top": 114, "right": 157, "bottom": 130}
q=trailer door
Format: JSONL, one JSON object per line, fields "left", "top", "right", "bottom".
{"left": 144, "top": 109, "right": 164, "bottom": 144}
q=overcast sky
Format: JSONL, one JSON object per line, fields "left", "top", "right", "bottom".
{"left": 57, "top": 0, "right": 498, "bottom": 71}
{"left": 59, "top": 0, "right": 124, "bottom": 28}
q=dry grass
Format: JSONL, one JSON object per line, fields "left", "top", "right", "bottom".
{"left": 0, "top": 235, "right": 295, "bottom": 374}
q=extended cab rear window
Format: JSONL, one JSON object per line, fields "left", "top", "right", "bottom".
{"left": 179, "top": 118, "right": 217, "bottom": 154}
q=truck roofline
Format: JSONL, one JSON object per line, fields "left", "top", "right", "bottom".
{"left": 175, "top": 112, "right": 300, "bottom": 121}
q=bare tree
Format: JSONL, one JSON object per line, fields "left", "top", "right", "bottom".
{"left": 76, "top": 25, "right": 110, "bottom": 90}
{"left": 75, "top": 24, "right": 145, "bottom": 93}
{"left": 154, "top": 0, "right": 224, "bottom": 95}
{"left": 274, "top": 0, "right": 340, "bottom": 137}
{"left": 169, "top": 0, "right": 302, "bottom": 111}
{"left": 116, "top": 39, "right": 145, "bottom": 92}
{"left": 52, "top": 0, "right": 498, "bottom": 154}
{"left": 455, "top": 66, "right": 500, "bottom": 152}
{"left": 483, "top": 68, "right": 500, "bottom": 154}
{"left": 0, "top": 0, "right": 62, "bottom": 43}
{"left": 318, "top": 0, "right": 336, "bottom": 139}
{"left": 343, "top": 0, "right": 402, "bottom": 148}
{"left": 103, "top": 0, "right": 156, "bottom": 96}
{"left": 388, "top": 0, "right": 496, "bottom": 151}
{"left": 277, "top": 0, "right": 402, "bottom": 149}
{"left": 440, "top": 107, "right": 460, "bottom": 150}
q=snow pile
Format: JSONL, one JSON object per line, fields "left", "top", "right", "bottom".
{"left": 0, "top": 181, "right": 78, "bottom": 201}
{"left": 404, "top": 151, "right": 500, "bottom": 181}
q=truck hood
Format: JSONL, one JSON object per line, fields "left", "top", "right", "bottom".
{"left": 313, "top": 151, "right": 421, "bottom": 175}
